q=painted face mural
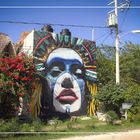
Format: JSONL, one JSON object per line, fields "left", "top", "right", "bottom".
{"left": 46, "top": 48, "right": 85, "bottom": 113}
{"left": 21, "top": 30, "right": 97, "bottom": 118}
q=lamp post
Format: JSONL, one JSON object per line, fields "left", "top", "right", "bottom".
{"left": 92, "top": 28, "right": 95, "bottom": 41}
{"left": 120, "top": 30, "right": 140, "bottom": 37}
{"left": 131, "top": 30, "right": 140, "bottom": 34}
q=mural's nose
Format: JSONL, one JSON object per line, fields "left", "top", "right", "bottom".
{"left": 61, "top": 78, "right": 73, "bottom": 88}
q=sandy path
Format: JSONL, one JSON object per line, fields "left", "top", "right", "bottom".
{"left": 58, "top": 129, "right": 140, "bottom": 140}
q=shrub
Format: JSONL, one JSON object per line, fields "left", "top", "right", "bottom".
{"left": 31, "top": 120, "right": 43, "bottom": 131}
{"left": 20, "top": 123, "right": 31, "bottom": 132}
{"left": 0, "top": 54, "right": 36, "bottom": 119}
{"left": 96, "top": 83, "right": 126, "bottom": 116}
{"left": 106, "top": 111, "right": 119, "bottom": 125}
{"left": 0, "top": 118, "right": 19, "bottom": 132}
{"left": 66, "top": 121, "right": 73, "bottom": 129}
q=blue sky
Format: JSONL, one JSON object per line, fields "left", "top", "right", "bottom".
{"left": 0, "top": 0, "right": 140, "bottom": 47}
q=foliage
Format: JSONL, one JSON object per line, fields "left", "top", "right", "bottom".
{"left": 97, "top": 43, "right": 140, "bottom": 120}
{"left": 0, "top": 118, "right": 19, "bottom": 132}
{"left": 96, "top": 45, "right": 115, "bottom": 85}
{"left": 97, "top": 43, "right": 140, "bottom": 85}
{"left": 127, "top": 111, "right": 140, "bottom": 122}
{"left": 106, "top": 111, "right": 119, "bottom": 125}
{"left": 19, "top": 123, "right": 31, "bottom": 132}
{"left": 31, "top": 120, "right": 43, "bottom": 131}
{"left": 0, "top": 53, "right": 35, "bottom": 96}
{"left": 66, "top": 120, "right": 73, "bottom": 129}
{"left": 123, "top": 82, "right": 140, "bottom": 104}
{"left": 0, "top": 53, "right": 36, "bottom": 119}
{"left": 96, "top": 83, "right": 126, "bottom": 115}
{"left": 52, "top": 118, "right": 62, "bottom": 130}
{"left": 120, "top": 43, "right": 140, "bottom": 84}
{"left": 0, "top": 93, "right": 17, "bottom": 119}
{"left": 97, "top": 81, "right": 140, "bottom": 117}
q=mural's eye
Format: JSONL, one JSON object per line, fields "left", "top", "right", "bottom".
{"left": 71, "top": 64, "right": 84, "bottom": 79}
{"left": 75, "top": 69, "right": 82, "bottom": 74}
{"left": 47, "top": 61, "right": 65, "bottom": 77}
{"left": 50, "top": 66, "right": 62, "bottom": 77}
{"left": 74, "top": 68, "right": 83, "bottom": 78}
{"left": 51, "top": 70, "right": 61, "bottom": 77}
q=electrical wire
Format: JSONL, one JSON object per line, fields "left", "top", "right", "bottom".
{"left": 0, "top": 20, "right": 108, "bottom": 29}
{"left": 120, "top": 9, "right": 129, "bottom": 30}
{"left": 95, "top": 31, "right": 110, "bottom": 41}
{"left": 100, "top": 32, "right": 112, "bottom": 44}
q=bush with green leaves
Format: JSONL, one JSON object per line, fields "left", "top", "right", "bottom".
{"left": 96, "top": 83, "right": 126, "bottom": 116}
{"left": 106, "top": 111, "right": 119, "bottom": 125}
{"left": 120, "top": 43, "right": 140, "bottom": 84}
{"left": 96, "top": 46, "right": 115, "bottom": 85}
{"left": 0, "top": 54, "right": 36, "bottom": 119}
{"left": 0, "top": 118, "right": 19, "bottom": 132}
{"left": 20, "top": 123, "right": 31, "bottom": 132}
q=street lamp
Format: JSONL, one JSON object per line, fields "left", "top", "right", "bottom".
{"left": 131, "top": 30, "right": 140, "bottom": 34}
{"left": 120, "top": 30, "right": 140, "bottom": 38}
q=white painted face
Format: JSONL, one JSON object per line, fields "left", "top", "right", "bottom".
{"left": 46, "top": 48, "right": 85, "bottom": 113}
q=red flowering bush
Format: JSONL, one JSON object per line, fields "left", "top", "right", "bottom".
{"left": 0, "top": 53, "right": 36, "bottom": 118}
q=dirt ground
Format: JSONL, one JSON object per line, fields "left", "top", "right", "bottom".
{"left": 58, "top": 129, "right": 140, "bottom": 140}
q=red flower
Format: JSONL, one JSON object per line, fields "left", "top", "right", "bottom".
{"left": 0, "top": 54, "right": 36, "bottom": 110}
{"left": 21, "top": 77, "right": 28, "bottom": 81}
{"left": 0, "top": 67, "right": 7, "bottom": 72}
{"left": 14, "top": 75, "right": 19, "bottom": 80}
{"left": 3, "top": 89, "right": 9, "bottom": 93}
{"left": 10, "top": 64, "right": 16, "bottom": 69}
{"left": 16, "top": 63, "right": 23, "bottom": 69}
{"left": 18, "top": 93, "right": 25, "bottom": 97}
{"left": 8, "top": 81, "right": 14, "bottom": 86}
{"left": 7, "top": 72, "right": 12, "bottom": 76}
{"left": 0, "top": 82, "right": 3, "bottom": 87}
{"left": 28, "top": 109, "right": 32, "bottom": 112}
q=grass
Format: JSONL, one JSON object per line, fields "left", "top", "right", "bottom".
{"left": 0, "top": 117, "right": 140, "bottom": 140}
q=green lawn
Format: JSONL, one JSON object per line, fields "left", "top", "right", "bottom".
{"left": 0, "top": 117, "right": 140, "bottom": 140}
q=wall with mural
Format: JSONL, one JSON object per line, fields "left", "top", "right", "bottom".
{"left": 21, "top": 30, "right": 97, "bottom": 118}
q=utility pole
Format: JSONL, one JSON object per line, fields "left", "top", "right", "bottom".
{"left": 107, "top": 0, "right": 130, "bottom": 85}
{"left": 114, "top": 0, "right": 120, "bottom": 84}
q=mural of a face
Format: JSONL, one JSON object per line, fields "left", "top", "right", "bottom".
{"left": 46, "top": 48, "right": 85, "bottom": 113}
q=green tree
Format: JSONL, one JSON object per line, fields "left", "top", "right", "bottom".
{"left": 120, "top": 43, "right": 140, "bottom": 84}
{"left": 97, "top": 43, "right": 140, "bottom": 119}
{"left": 97, "top": 45, "right": 115, "bottom": 85}
{"left": 96, "top": 83, "right": 126, "bottom": 116}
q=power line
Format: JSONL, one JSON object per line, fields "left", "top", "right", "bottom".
{"left": 95, "top": 31, "right": 110, "bottom": 41}
{"left": 0, "top": 5, "right": 139, "bottom": 9}
{"left": 0, "top": 20, "right": 108, "bottom": 29}
{"left": 119, "top": 0, "right": 130, "bottom": 30}
{"left": 100, "top": 32, "right": 112, "bottom": 44}
{"left": 120, "top": 10, "right": 128, "bottom": 29}
{"left": 102, "top": 33, "right": 112, "bottom": 44}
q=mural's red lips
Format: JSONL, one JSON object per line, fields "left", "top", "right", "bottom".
{"left": 56, "top": 89, "right": 78, "bottom": 104}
